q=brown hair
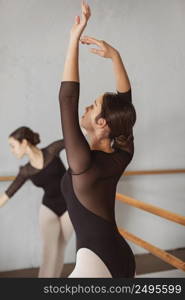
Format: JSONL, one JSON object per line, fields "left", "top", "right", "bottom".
{"left": 96, "top": 92, "right": 136, "bottom": 154}
{"left": 9, "top": 127, "right": 40, "bottom": 146}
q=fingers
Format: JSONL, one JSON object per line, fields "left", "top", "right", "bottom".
{"left": 82, "top": 1, "right": 90, "bottom": 12}
{"left": 81, "top": 1, "right": 91, "bottom": 18}
{"left": 80, "top": 37, "right": 91, "bottom": 45}
{"left": 75, "top": 16, "right": 80, "bottom": 25}
{"left": 80, "top": 36, "right": 102, "bottom": 47}
{"left": 90, "top": 48, "right": 105, "bottom": 56}
{"left": 84, "top": 1, "right": 91, "bottom": 16}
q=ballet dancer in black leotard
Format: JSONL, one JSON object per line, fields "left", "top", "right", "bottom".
{"left": 59, "top": 2, "right": 136, "bottom": 277}
{"left": 0, "top": 127, "right": 73, "bottom": 277}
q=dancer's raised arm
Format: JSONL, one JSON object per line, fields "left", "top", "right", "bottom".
{"left": 62, "top": 1, "right": 91, "bottom": 82}
{"left": 80, "top": 36, "right": 131, "bottom": 93}
{"left": 59, "top": 2, "right": 92, "bottom": 175}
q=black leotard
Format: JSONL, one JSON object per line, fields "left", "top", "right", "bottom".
{"left": 59, "top": 81, "right": 136, "bottom": 277}
{"left": 5, "top": 140, "right": 67, "bottom": 217}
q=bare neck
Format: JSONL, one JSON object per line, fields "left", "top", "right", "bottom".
{"left": 26, "top": 146, "right": 43, "bottom": 165}
{"left": 88, "top": 134, "right": 114, "bottom": 153}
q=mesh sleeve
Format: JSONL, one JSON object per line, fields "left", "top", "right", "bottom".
{"left": 5, "top": 167, "right": 28, "bottom": 198}
{"left": 47, "top": 139, "right": 65, "bottom": 156}
{"left": 59, "top": 81, "right": 92, "bottom": 175}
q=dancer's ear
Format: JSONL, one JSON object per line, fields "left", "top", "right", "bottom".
{"left": 96, "top": 117, "right": 107, "bottom": 128}
{"left": 21, "top": 139, "right": 28, "bottom": 147}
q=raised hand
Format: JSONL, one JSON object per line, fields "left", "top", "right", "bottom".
{"left": 80, "top": 36, "right": 118, "bottom": 59}
{"left": 80, "top": 36, "right": 130, "bottom": 91}
{"left": 70, "top": 1, "right": 91, "bottom": 41}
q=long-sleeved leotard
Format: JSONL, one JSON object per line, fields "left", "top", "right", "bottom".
{"left": 5, "top": 140, "right": 67, "bottom": 217}
{"left": 59, "top": 81, "right": 135, "bottom": 277}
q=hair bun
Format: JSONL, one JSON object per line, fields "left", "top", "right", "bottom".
{"left": 33, "top": 132, "right": 40, "bottom": 145}
{"left": 114, "top": 134, "right": 134, "bottom": 153}
{"left": 9, "top": 126, "right": 41, "bottom": 146}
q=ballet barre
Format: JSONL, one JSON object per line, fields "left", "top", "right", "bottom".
{"left": 1, "top": 168, "right": 185, "bottom": 181}
{"left": 0, "top": 176, "right": 15, "bottom": 182}
{"left": 116, "top": 193, "right": 185, "bottom": 226}
{"left": 119, "top": 228, "right": 185, "bottom": 272}
{"left": 116, "top": 193, "right": 185, "bottom": 272}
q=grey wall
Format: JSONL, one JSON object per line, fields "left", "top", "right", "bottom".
{"left": 0, "top": 0, "right": 184, "bottom": 271}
